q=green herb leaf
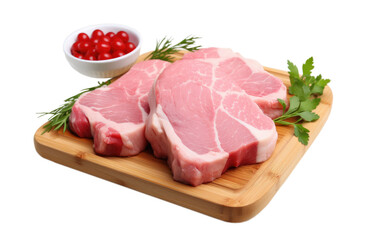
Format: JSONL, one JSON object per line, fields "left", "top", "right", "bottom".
{"left": 302, "top": 57, "right": 314, "bottom": 77}
{"left": 294, "top": 124, "right": 310, "bottom": 145}
{"left": 145, "top": 36, "right": 201, "bottom": 62}
{"left": 299, "top": 98, "right": 321, "bottom": 112}
{"left": 311, "top": 78, "right": 331, "bottom": 95}
{"left": 289, "top": 81, "right": 311, "bottom": 101}
{"left": 277, "top": 98, "right": 287, "bottom": 115}
{"left": 286, "top": 96, "right": 300, "bottom": 114}
{"left": 298, "top": 111, "right": 320, "bottom": 122}
{"left": 287, "top": 60, "right": 300, "bottom": 94}
{"left": 288, "top": 60, "right": 300, "bottom": 79}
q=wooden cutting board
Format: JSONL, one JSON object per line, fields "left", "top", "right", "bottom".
{"left": 34, "top": 52, "right": 333, "bottom": 222}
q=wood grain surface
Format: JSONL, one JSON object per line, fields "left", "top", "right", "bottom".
{"left": 34, "top": 52, "right": 333, "bottom": 222}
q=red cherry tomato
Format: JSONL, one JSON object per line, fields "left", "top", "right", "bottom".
{"left": 112, "top": 50, "right": 125, "bottom": 58}
{"left": 85, "top": 47, "right": 97, "bottom": 56}
{"left": 77, "top": 41, "right": 92, "bottom": 54}
{"left": 105, "top": 32, "right": 115, "bottom": 39}
{"left": 73, "top": 52, "right": 84, "bottom": 59}
{"left": 90, "top": 37, "right": 101, "bottom": 45}
{"left": 71, "top": 41, "right": 80, "bottom": 53}
{"left": 98, "top": 52, "right": 112, "bottom": 60}
{"left": 84, "top": 54, "right": 96, "bottom": 61}
{"left": 92, "top": 29, "right": 104, "bottom": 39}
{"left": 95, "top": 41, "right": 111, "bottom": 54}
{"left": 116, "top": 31, "right": 129, "bottom": 43}
{"left": 111, "top": 37, "right": 125, "bottom": 51}
{"left": 77, "top": 32, "right": 89, "bottom": 42}
{"left": 100, "top": 36, "right": 111, "bottom": 43}
{"left": 124, "top": 42, "right": 136, "bottom": 53}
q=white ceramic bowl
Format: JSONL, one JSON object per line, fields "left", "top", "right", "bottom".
{"left": 63, "top": 23, "right": 142, "bottom": 78}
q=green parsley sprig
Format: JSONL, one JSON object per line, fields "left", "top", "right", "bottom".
{"left": 145, "top": 36, "right": 201, "bottom": 62}
{"left": 274, "top": 57, "right": 331, "bottom": 145}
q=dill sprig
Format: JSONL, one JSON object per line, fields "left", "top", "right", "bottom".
{"left": 38, "top": 80, "right": 111, "bottom": 134}
{"left": 145, "top": 36, "right": 201, "bottom": 62}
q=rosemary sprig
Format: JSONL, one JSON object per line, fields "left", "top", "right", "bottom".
{"left": 38, "top": 80, "right": 111, "bottom": 134}
{"left": 145, "top": 36, "right": 201, "bottom": 62}
{"left": 38, "top": 36, "right": 202, "bottom": 134}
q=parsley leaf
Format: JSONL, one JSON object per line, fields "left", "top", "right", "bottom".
{"left": 298, "top": 111, "right": 320, "bottom": 122}
{"left": 302, "top": 57, "right": 314, "bottom": 77}
{"left": 294, "top": 124, "right": 310, "bottom": 145}
{"left": 287, "top": 60, "right": 300, "bottom": 95}
{"left": 286, "top": 96, "right": 300, "bottom": 114}
{"left": 290, "top": 81, "right": 311, "bottom": 101}
{"left": 298, "top": 98, "right": 321, "bottom": 112}
{"left": 311, "top": 77, "right": 331, "bottom": 95}
{"left": 278, "top": 98, "right": 287, "bottom": 115}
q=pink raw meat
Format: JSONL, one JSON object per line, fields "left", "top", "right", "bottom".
{"left": 145, "top": 58, "right": 278, "bottom": 186}
{"left": 183, "top": 48, "right": 287, "bottom": 119}
{"left": 69, "top": 60, "right": 170, "bottom": 156}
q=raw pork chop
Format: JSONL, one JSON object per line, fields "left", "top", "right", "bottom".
{"left": 145, "top": 58, "right": 278, "bottom": 186}
{"left": 183, "top": 48, "right": 287, "bottom": 119}
{"left": 69, "top": 60, "right": 170, "bottom": 156}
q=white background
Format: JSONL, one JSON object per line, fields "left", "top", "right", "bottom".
{"left": 1, "top": 0, "right": 371, "bottom": 239}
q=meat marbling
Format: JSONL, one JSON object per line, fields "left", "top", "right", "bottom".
{"left": 145, "top": 56, "right": 279, "bottom": 186}
{"left": 183, "top": 47, "right": 287, "bottom": 119}
{"left": 69, "top": 60, "right": 170, "bottom": 156}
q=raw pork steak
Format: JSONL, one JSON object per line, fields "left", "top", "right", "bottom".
{"left": 145, "top": 57, "right": 278, "bottom": 186}
{"left": 183, "top": 48, "right": 287, "bottom": 119}
{"left": 69, "top": 60, "right": 170, "bottom": 156}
